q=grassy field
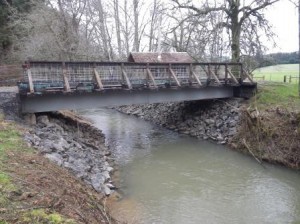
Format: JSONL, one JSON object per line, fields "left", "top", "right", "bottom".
{"left": 251, "top": 82, "right": 300, "bottom": 111}
{"left": 253, "top": 64, "right": 299, "bottom": 83}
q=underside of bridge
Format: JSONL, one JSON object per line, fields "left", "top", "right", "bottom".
{"left": 20, "top": 86, "right": 235, "bottom": 113}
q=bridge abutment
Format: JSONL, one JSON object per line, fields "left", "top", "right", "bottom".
{"left": 23, "top": 113, "right": 36, "bottom": 125}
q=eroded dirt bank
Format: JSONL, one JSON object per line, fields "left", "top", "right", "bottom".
{"left": 230, "top": 108, "right": 300, "bottom": 169}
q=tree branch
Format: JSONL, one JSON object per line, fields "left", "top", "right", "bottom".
{"left": 239, "top": 0, "right": 280, "bottom": 25}
{"left": 171, "top": 0, "right": 230, "bottom": 16}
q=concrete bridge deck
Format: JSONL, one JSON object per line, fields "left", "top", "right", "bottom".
{"left": 18, "top": 61, "right": 256, "bottom": 113}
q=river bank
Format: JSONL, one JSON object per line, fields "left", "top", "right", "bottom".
{"left": 24, "top": 111, "right": 116, "bottom": 195}
{"left": 117, "top": 96, "right": 300, "bottom": 169}
{"left": 0, "top": 87, "right": 116, "bottom": 223}
{"left": 117, "top": 99, "right": 243, "bottom": 144}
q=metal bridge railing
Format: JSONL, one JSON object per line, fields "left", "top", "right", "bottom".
{"left": 19, "top": 61, "right": 254, "bottom": 94}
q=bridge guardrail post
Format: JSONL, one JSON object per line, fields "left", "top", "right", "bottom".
{"left": 146, "top": 63, "right": 157, "bottom": 89}
{"left": 242, "top": 68, "right": 254, "bottom": 83}
{"left": 226, "top": 65, "right": 239, "bottom": 84}
{"left": 168, "top": 63, "right": 181, "bottom": 87}
{"left": 121, "top": 63, "right": 132, "bottom": 90}
{"left": 189, "top": 64, "right": 202, "bottom": 87}
{"left": 93, "top": 63, "right": 104, "bottom": 90}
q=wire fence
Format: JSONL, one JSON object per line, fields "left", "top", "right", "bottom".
{"left": 253, "top": 70, "right": 300, "bottom": 84}
{"left": 253, "top": 75, "right": 299, "bottom": 83}
{"left": 17, "top": 61, "right": 252, "bottom": 94}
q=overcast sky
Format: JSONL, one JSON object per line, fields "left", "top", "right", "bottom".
{"left": 265, "top": 0, "right": 298, "bottom": 53}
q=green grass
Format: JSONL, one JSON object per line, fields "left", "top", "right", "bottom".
{"left": 21, "top": 209, "right": 75, "bottom": 224}
{"left": 253, "top": 64, "right": 299, "bottom": 83}
{"left": 0, "top": 117, "right": 25, "bottom": 210}
{"left": 252, "top": 82, "right": 300, "bottom": 111}
{"left": 0, "top": 127, "right": 24, "bottom": 157}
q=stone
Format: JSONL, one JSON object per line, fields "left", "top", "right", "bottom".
{"left": 24, "top": 113, "right": 36, "bottom": 126}
{"left": 215, "top": 120, "right": 223, "bottom": 128}
{"left": 37, "top": 115, "right": 49, "bottom": 126}
{"left": 228, "top": 128, "right": 237, "bottom": 136}
{"left": 228, "top": 119, "right": 236, "bottom": 127}
{"left": 106, "top": 166, "right": 114, "bottom": 172}
{"left": 106, "top": 183, "right": 116, "bottom": 190}
{"left": 101, "top": 184, "right": 111, "bottom": 195}
{"left": 205, "top": 119, "right": 214, "bottom": 125}
{"left": 45, "top": 153, "right": 63, "bottom": 166}
{"left": 91, "top": 173, "right": 105, "bottom": 191}
{"left": 216, "top": 135, "right": 224, "bottom": 141}
{"left": 102, "top": 171, "right": 110, "bottom": 180}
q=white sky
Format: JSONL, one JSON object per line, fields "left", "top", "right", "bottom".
{"left": 265, "top": 0, "right": 298, "bottom": 53}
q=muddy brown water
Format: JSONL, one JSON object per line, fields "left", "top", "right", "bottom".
{"left": 81, "top": 108, "right": 300, "bottom": 224}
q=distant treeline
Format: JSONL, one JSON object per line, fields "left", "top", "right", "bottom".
{"left": 261, "top": 52, "right": 299, "bottom": 67}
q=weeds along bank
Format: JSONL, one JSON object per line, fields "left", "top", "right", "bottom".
{"left": 230, "top": 106, "right": 300, "bottom": 169}
{"left": 117, "top": 96, "right": 300, "bottom": 169}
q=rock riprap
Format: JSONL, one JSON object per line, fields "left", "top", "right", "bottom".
{"left": 117, "top": 99, "right": 243, "bottom": 144}
{"left": 24, "top": 112, "right": 115, "bottom": 195}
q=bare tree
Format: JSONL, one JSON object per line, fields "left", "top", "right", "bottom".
{"left": 172, "top": 0, "right": 279, "bottom": 62}
{"left": 148, "top": 0, "right": 165, "bottom": 52}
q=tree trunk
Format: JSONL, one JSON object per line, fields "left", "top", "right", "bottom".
{"left": 97, "top": 0, "right": 109, "bottom": 59}
{"left": 124, "top": 0, "right": 130, "bottom": 55}
{"left": 231, "top": 25, "right": 241, "bottom": 62}
{"left": 114, "top": 0, "right": 122, "bottom": 57}
{"left": 148, "top": 0, "right": 157, "bottom": 52}
{"left": 133, "top": 0, "right": 139, "bottom": 52}
{"left": 230, "top": 1, "right": 241, "bottom": 63}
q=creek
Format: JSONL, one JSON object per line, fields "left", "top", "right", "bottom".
{"left": 81, "top": 108, "right": 300, "bottom": 224}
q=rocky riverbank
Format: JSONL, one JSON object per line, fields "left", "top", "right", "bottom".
{"left": 24, "top": 111, "right": 116, "bottom": 195}
{"left": 117, "top": 98, "right": 244, "bottom": 144}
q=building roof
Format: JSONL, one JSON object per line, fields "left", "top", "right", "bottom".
{"left": 128, "top": 52, "right": 194, "bottom": 63}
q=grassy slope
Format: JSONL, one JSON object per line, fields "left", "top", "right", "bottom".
{"left": 0, "top": 116, "right": 74, "bottom": 223}
{"left": 253, "top": 64, "right": 299, "bottom": 83}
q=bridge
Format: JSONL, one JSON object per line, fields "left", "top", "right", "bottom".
{"left": 18, "top": 61, "right": 256, "bottom": 113}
